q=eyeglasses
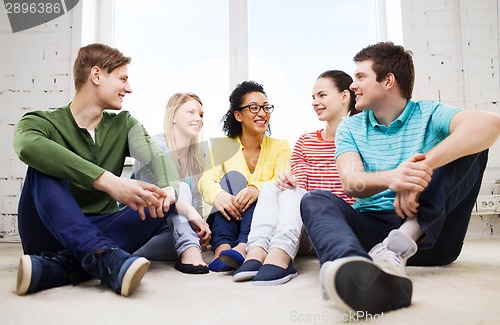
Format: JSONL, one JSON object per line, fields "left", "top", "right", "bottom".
{"left": 240, "top": 104, "right": 274, "bottom": 114}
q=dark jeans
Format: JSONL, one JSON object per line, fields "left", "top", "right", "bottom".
{"left": 18, "top": 167, "right": 171, "bottom": 263}
{"left": 301, "top": 150, "right": 488, "bottom": 267}
{"left": 207, "top": 171, "right": 256, "bottom": 249}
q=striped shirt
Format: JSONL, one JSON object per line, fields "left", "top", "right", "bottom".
{"left": 335, "top": 99, "right": 461, "bottom": 212}
{"left": 291, "top": 130, "right": 355, "bottom": 205}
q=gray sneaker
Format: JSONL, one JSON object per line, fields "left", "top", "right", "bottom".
{"left": 320, "top": 256, "right": 413, "bottom": 314}
{"left": 369, "top": 230, "right": 418, "bottom": 278}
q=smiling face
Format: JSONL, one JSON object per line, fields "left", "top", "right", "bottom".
{"left": 312, "top": 77, "right": 349, "bottom": 122}
{"left": 173, "top": 98, "right": 204, "bottom": 140}
{"left": 96, "top": 65, "right": 132, "bottom": 110}
{"left": 350, "top": 60, "right": 386, "bottom": 111}
{"left": 234, "top": 91, "right": 271, "bottom": 136}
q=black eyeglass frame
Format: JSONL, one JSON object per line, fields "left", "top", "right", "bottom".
{"left": 239, "top": 104, "right": 275, "bottom": 114}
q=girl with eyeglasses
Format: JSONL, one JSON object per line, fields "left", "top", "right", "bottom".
{"left": 198, "top": 80, "right": 291, "bottom": 272}
{"left": 231, "top": 70, "right": 359, "bottom": 285}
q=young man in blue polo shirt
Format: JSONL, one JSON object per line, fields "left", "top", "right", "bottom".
{"left": 300, "top": 41, "right": 500, "bottom": 315}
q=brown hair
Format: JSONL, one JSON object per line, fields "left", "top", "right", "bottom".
{"left": 317, "top": 70, "right": 360, "bottom": 116}
{"left": 73, "top": 43, "right": 131, "bottom": 91}
{"left": 353, "top": 41, "right": 414, "bottom": 99}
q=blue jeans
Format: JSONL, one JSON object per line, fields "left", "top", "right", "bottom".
{"left": 18, "top": 167, "right": 171, "bottom": 262}
{"left": 301, "top": 150, "right": 488, "bottom": 267}
{"left": 207, "top": 171, "right": 256, "bottom": 249}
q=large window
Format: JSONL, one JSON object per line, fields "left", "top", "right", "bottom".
{"left": 114, "top": 0, "right": 229, "bottom": 138}
{"left": 113, "top": 1, "right": 393, "bottom": 143}
{"left": 247, "top": 0, "right": 377, "bottom": 142}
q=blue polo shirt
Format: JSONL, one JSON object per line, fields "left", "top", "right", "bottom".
{"left": 335, "top": 99, "right": 461, "bottom": 212}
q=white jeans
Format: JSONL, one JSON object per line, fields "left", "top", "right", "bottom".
{"left": 247, "top": 182, "right": 306, "bottom": 259}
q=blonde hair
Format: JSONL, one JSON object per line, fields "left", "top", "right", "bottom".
{"left": 163, "top": 93, "right": 204, "bottom": 181}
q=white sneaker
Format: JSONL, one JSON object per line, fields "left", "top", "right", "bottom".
{"left": 320, "top": 256, "right": 413, "bottom": 314}
{"left": 369, "top": 230, "right": 418, "bottom": 278}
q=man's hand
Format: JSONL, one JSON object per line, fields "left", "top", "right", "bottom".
{"left": 93, "top": 171, "right": 168, "bottom": 220}
{"left": 391, "top": 154, "right": 433, "bottom": 219}
{"left": 275, "top": 170, "right": 296, "bottom": 190}
{"left": 212, "top": 191, "right": 243, "bottom": 221}
{"left": 394, "top": 190, "right": 420, "bottom": 219}
{"left": 387, "top": 154, "right": 433, "bottom": 193}
{"left": 160, "top": 186, "right": 176, "bottom": 212}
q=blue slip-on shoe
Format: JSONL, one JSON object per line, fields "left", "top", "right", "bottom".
{"left": 218, "top": 249, "right": 245, "bottom": 270}
{"left": 16, "top": 252, "right": 86, "bottom": 295}
{"left": 252, "top": 262, "right": 298, "bottom": 286}
{"left": 208, "top": 257, "right": 233, "bottom": 272}
{"left": 82, "top": 246, "right": 150, "bottom": 297}
{"left": 232, "top": 259, "right": 262, "bottom": 282}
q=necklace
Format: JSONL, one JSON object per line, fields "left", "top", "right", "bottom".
{"left": 177, "top": 155, "right": 196, "bottom": 204}
{"left": 177, "top": 156, "right": 188, "bottom": 179}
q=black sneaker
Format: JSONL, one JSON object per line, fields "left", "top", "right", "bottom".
{"left": 82, "top": 246, "right": 150, "bottom": 297}
{"left": 320, "top": 257, "right": 412, "bottom": 315}
{"left": 16, "top": 252, "right": 85, "bottom": 295}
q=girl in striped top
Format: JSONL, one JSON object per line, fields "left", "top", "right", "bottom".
{"left": 231, "top": 70, "right": 359, "bottom": 285}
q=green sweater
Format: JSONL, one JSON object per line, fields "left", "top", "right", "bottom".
{"left": 13, "top": 105, "right": 179, "bottom": 215}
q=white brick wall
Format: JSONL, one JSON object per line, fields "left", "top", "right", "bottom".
{"left": 0, "top": 0, "right": 499, "bottom": 239}
{"left": 0, "top": 9, "right": 73, "bottom": 240}
{"left": 403, "top": 0, "right": 500, "bottom": 186}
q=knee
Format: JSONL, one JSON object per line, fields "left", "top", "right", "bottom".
{"left": 300, "top": 190, "right": 337, "bottom": 208}
{"left": 300, "top": 190, "right": 329, "bottom": 221}
{"left": 177, "top": 182, "right": 192, "bottom": 202}
{"left": 261, "top": 181, "right": 278, "bottom": 193}
{"left": 220, "top": 171, "right": 248, "bottom": 193}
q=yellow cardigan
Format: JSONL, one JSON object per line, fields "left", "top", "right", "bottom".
{"left": 198, "top": 136, "right": 291, "bottom": 205}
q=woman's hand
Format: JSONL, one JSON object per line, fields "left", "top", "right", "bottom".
{"left": 189, "top": 218, "right": 212, "bottom": 248}
{"left": 275, "top": 170, "right": 296, "bottom": 190}
{"left": 235, "top": 186, "right": 259, "bottom": 213}
{"left": 212, "top": 191, "right": 243, "bottom": 221}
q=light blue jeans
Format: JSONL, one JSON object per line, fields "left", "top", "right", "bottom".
{"left": 133, "top": 182, "right": 201, "bottom": 261}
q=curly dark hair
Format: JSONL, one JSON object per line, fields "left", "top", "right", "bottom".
{"left": 221, "top": 80, "right": 271, "bottom": 138}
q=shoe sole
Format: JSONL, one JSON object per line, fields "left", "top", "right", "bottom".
{"left": 322, "top": 257, "right": 412, "bottom": 314}
{"left": 120, "top": 257, "right": 150, "bottom": 297}
{"left": 16, "top": 255, "right": 32, "bottom": 295}
{"left": 218, "top": 255, "right": 241, "bottom": 270}
{"left": 232, "top": 271, "right": 258, "bottom": 282}
{"left": 252, "top": 272, "right": 298, "bottom": 286}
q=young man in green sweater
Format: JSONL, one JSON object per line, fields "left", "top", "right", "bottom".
{"left": 13, "top": 43, "right": 179, "bottom": 297}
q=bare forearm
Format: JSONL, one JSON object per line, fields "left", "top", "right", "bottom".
{"left": 341, "top": 170, "right": 391, "bottom": 198}
{"left": 175, "top": 198, "right": 201, "bottom": 221}
{"left": 425, "top": 111, "right": 500, "bottom": 170}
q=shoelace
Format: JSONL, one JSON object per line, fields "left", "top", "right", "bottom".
{"left": 372, "top": 245, "right": 404, "bottom": 267}
{"left": 91, "top": 246, "right": 118, "bottom": 285}
{"left": 40, "top": 252, "right": 73, "bottom": 271}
